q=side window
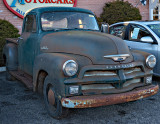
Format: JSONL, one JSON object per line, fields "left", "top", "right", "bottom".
{"left": 129, "top": 24, "right": 152, "bottom": 41}
{"left": 110, "top": 25, "right": 126, "bottom": 39}
{"left": 24, "top": 15, "right": 37, "bottom": 32}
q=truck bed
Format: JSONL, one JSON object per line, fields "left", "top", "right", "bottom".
{"left": 6, "top": 38, "right": 18, "bottom": 45}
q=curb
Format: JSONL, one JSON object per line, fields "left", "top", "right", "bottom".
{"left": 0, "top": 67, "right": 6, "bottom": 72}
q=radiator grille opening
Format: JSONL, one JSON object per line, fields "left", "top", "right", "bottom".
{"left": 82, "top": 84, "right": 114, "bottom": 90}
{"left": 81, "top": 78, "right": 142, "bottom": 95}
{"left": 124, "top": 67, "right": 142, "bottom": 75}
{"left": 123, "top": 78, "right": 141, "bottom": 87}
{"left": 84, "top": 70, "right": 117, "bottom": 77}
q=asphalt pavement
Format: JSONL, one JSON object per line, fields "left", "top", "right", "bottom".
{"left": 0, "top": 72, "right": 160, "bottom": 124}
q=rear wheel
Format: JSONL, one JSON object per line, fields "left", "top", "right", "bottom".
{"left": 43, "top": 77, "right": 69, "bottom": 119}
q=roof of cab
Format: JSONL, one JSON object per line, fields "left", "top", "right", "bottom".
{"left": 25, "top": 7, "right": 94, "bottom": 16}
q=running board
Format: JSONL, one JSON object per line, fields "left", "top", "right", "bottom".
{"left": 10, "top": 70, "right": 33, "bottom": 90}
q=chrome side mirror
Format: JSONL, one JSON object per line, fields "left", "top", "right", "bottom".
{"left": 101, "top": 23, "right": 109, "bottom": 33}
{"left": 140, "top": 36, "right": 154, "bottom": 43}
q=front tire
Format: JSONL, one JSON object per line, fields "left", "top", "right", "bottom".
{"left": 43, "top": 76, "right": 69, "bottom": 119}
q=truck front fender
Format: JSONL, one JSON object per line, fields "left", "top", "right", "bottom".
{"left": 33, "top": 53, "right": 76, "bottom": 96}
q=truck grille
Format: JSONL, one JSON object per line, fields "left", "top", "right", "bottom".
{"left": 81, "top": 66, "right": 143, "bottom": 95}
{"left": 81, "top": 78, "right": 142, "bottom": 95}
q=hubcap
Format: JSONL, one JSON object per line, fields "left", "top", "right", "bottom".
{"left": 48, "top": 88, "right": 55, "bottom": 105}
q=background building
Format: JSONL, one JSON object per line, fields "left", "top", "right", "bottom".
{"left": 0, "top": 0, "right": 159, "bottom": 33}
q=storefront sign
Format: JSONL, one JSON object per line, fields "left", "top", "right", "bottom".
{"left": 3, "top": 0, "right": 77, "bottom": 18}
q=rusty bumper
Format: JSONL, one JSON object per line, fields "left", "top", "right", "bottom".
{"left": 61, "top": 84, "right": 159, "bottom": 108}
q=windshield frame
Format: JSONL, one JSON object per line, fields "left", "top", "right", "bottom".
{"left": 147, "top": 23, "right": 160, "bottom": 38}
{"left": 40, "top": 11, "right": 100, "bottom": 32}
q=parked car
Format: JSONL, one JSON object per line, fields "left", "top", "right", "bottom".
{"left": 110, "top": 21, "right": 160, "bottom": 76}
{"left": 2, "top": 8, "right": 159, "bottom": 119}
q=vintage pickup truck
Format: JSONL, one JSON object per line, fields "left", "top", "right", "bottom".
{"left": 2, "top": 7, "right": 159, "bottom": 119}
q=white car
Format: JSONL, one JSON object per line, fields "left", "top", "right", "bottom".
{"left": 110, "top": 21, "right": 160, "bottom": 76}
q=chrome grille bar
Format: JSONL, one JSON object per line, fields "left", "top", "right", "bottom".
{"left": 84, "top": 71, "right": 117, "bottom": 77}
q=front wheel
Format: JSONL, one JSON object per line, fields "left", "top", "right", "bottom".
{"left": 43, "top": 77, "right": 69, "bottom": 119}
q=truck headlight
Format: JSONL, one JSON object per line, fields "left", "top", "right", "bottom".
{"left": 146, "top": 55, "right": 156, "bottom": 68}
{"left": 63, "top": 60, "right": 78, "bottom": 76}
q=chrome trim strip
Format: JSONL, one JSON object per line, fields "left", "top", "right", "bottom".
{"left": 84, "top": 73, "right": 117, "bottom": 77}
{"left": 104, "top": 54, "right": 130, "bottom": 58}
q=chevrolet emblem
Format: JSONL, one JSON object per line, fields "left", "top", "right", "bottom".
{"left": 103, "top": 54, "right": 130, "bottom": 62}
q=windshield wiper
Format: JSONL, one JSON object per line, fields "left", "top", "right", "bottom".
{"left": 71, "top": 28, "right": 99, "bottom": 31}
{"left": 85, "top": 29, "right": 99, "bottom": 31}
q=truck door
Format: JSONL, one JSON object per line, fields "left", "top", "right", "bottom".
{"left": 18, "top": 13, "right": 38, "bottom": 75}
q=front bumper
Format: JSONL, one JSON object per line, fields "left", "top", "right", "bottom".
{"left": 61, "top": 84, "right": 159, "bottom": 108}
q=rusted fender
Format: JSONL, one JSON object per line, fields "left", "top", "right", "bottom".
{"left": 61, "top": 85, "right": 159, "bottom": 108}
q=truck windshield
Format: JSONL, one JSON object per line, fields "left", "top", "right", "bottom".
{"left": 41, "top": 12, "right": 99, "bottom": 31}
{"left": 147, "top": 24, "right": 160, "bottom": 38}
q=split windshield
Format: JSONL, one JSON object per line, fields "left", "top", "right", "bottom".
{"left": 147, "top": 24, "right": 160, "bottom": 38}
{"left": 41, "top": 12, "right": 99, "bottom": 31}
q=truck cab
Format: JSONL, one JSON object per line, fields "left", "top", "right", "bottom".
{"left": 3, "top": 7, "right": 159, "bottom": 119}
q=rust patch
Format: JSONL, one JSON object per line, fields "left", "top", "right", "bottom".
{"left": 61, "top": 85, "right": 159, "bottom": 108}
{"left": 64, "top": 100, "right": 69, "bottom": 104}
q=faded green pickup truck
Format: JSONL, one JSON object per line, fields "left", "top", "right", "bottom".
{"left": 2, "top": 7, "right": 159, "bottom": 119}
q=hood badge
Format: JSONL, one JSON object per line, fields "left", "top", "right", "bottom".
{"left": 41, "top": 46, "right": 49, "bottom": 50}
{"left": 103, "top": 54, "right": 130, "bottom": 62}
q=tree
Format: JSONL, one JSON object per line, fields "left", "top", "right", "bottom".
{"left": 100, "top": 0, "right": 142, "bottom": 25}
{"left": 0, "top": 19, "right": 20, "bottom": 66}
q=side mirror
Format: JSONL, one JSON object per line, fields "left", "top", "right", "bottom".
{"left": 101, "top": 23, "right": 109, "bottom": 33}
{"left": 140, "top": 36, "right": 154, "bottom": 43}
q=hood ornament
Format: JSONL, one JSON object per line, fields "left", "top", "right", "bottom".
{"left": 104, "top": 54, "right": 130, "bottom": 62}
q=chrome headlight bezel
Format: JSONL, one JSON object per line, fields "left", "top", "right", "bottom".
{"left": 63, "top": 60, "right": 78, "bottom": 76}
{"left": 146, "top": 55, "right": 156, "bottom": 68}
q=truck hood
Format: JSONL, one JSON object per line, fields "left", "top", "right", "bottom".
{"left": 40, "top": 31, "right": 133, "bottom": 64}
